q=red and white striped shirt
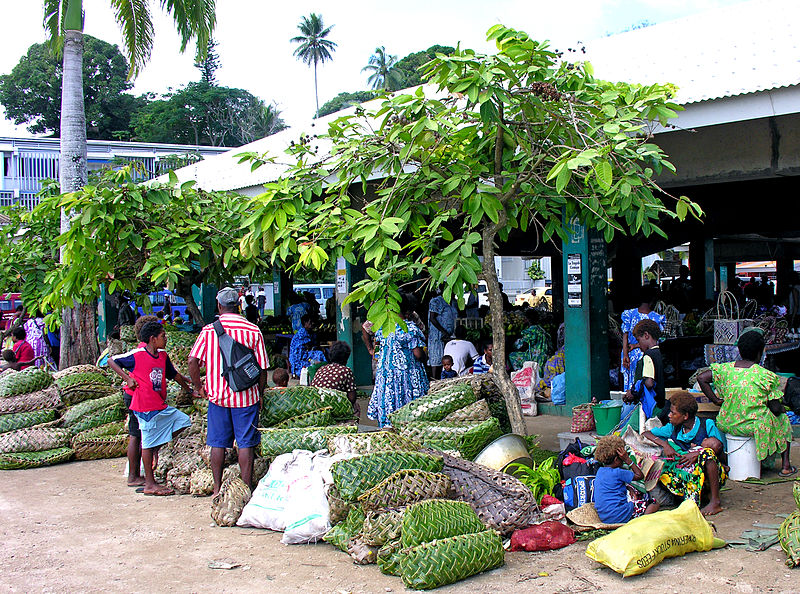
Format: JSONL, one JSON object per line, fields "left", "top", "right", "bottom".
{"left": 189, "top": 313, "right": 269, "bottom": 408}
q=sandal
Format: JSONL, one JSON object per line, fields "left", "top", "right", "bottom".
{"left": 779, "top": 466, "right": 797, "bottom": 477}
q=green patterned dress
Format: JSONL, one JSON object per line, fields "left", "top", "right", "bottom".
{"left": 711, "top": 362, "right": 793, "bottom": 460}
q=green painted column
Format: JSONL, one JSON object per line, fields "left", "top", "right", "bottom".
{"left": 272, "top": 268, "right": 289, "bottom": 317}
{"left": 192, "top": 284, "right": 218, "bottom": 324}
{"left": 562, "top": 220, "right": 610, "bottom": 409}
{"left": 96, "top": 285, "right": 117, "bottom": 344}
{"left": 336, "top": 258, "right": 373, "bottom": 386}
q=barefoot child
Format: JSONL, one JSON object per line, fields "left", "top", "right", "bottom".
{"left": 593, "top": 434, "right": 659, "bottom": 524}
{"left": 108, "top": 321, "right": 195, "bottom": 496}
{"left": 642, "top": 391, "right": 727, "bottom": 516}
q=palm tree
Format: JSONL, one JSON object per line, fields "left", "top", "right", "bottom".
{"left": 290, "top": 13, "right": 337, "bottom": 117}
{"left": 43, "top": 0, "right": 216, "bottom": 366}
{"left": 362, "top": 46, "right": 401, "bottom": 91}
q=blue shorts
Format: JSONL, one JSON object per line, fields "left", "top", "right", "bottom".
{"left": 133, "top": 406, "right": 191, "bottom": 450}
{"left": 206, "top": 401, "right": 261, "bottom": 449}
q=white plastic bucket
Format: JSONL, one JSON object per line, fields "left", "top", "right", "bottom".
{"left": 726, "top": 434, "right": 760, "bottom": 480}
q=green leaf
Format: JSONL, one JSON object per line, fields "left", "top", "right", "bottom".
{"left": 556, "top": 167, "right": 571, "bottom": 194}
{"left": 593, "top": 160, "right": 612, "bottom": 191}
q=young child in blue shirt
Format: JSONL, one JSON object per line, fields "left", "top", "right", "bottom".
{"left": 593, "top": 434, "right": 660, "bottom": 524}
{"left": 440, "top": 355, "right": 458, "bottom": 379}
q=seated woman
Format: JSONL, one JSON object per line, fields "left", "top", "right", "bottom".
{"left": 311, "top": 341, "right": 360, "bottom": 416}
{"left": 288, "top": 314, "right": 326, "bottom": 379}
{"left": 642, "top": 391, "right": 727, "bottom": 516}
{"left": 697, "top": 327, "right": 795, "bottom": 477}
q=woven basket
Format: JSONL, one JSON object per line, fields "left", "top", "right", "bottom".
{"left": 324, "top": 505, "right": 366, "bottom": 551}
{"left": 361, "top": 508, "right": 405, "bottom": 546}
{"left": 328, "top": 485, "right": 353, "bottom": 526}
{"left": 400, "top": 417, "right": 503, "bottom": 460}
{"left": 400, "top": 499, "right": 485, "bottom": 548}
{"left": 53, "top": 364, "right": 103, "bottom": 380}
{"left": 399, "top": 529, "right": 505, "bottom": 590}
{"left": 331, "top": 451, "right": 444, "bottom": 501}
{"left": 377, "top": 541, "right": 403, "bottom": 576}
{"left": 571, "top": 403, "right": 595, "bottom": 433}
{"left": 0, "top": 386, "right": 61, "bottom": 415}
{"left": 60, "top": 384, "right": 120, "bottom": 407}
{"left": 327, "top": 432, "right": 420, "bottom": 456}
{"left": 67, "top": 403, "right": 127, "bottom": 436}
{"left": 0, "top": 425, "right": 71, "bottom": 454}
{"left": 190, "top": 467, "right": 215, "bottom": 497}
{"left": 0, "top": 409, "right": 58, "bottom": 434}
{"left": 211, "top": 477, "right": 251, "bottom": 526}
{"left": 0, "top": 446, "right": 74, "bottom": 470}
{"left": 72, "top": 434, "right": 128, "bottom": 460}
{"left": 62, "top": 392, "right": 125, "bottom": 427}
{"left": 347, "top": 537, "right": 380, "bottom": 565}
{"left": 440, "top": 452, "right": 540, "bottom": 537}
{"left": 443, "top": 399, "right": 491, "bottom": 423}
{"left": 389, "top": 384, "right": 476, "bottom": 426}
{"left": 713, "top": 291, "right": 753, "bottom": 345}
{"left": 276, "top": 407, "right": 333, "bottom": 429}
{"left": 171, "top": 451, "right": 205, "bottom": 476}
{"left": 260, "top": 385, "right": 353, "bottom": 427}
{"left": 779, "top": 509, "right": 800, "bottom": 567}
{"left": 72, "top": 421, "right": 125, "bottom": 441}
{"left": 357, "top": 469, "right": 451, "bottom": 512}
{"left": 0, "top": 367, "right": 53, "bottom": 397}
{"left": 257, "top": 425, "right": 357, "bottom": 456}
{"left": 166, "top": 468, "right": 193, "bottom": 494}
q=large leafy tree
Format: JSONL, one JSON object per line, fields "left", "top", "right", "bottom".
{"left": 362, "top": 46, "right": 402, "bottom": 91}
{"left": 42, "top": 0, "right": 216, "bottom": 366}
{"left": 317, "top": 90, "right": 376, "bottom": 118}
{"left": 290, "top": 13, "right": 337, "bottom": 117}
{"left": 391, "top": 44, "right": 455, "bottom": 88}
{"left": 237, "top": 25, "right": 701, "bottom": 434}
{"left": 0, "top": 36, "right": 144, "bottom": 139}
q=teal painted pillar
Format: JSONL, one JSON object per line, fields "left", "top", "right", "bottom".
{"left": 689, "top": 238, "right": 715, "bottom": 304}
{"left": 563, "top": 220, "right": 610, "bottom": 407}
{"left": 272, "top": 268, "right": 288, "bottom": 316}
{"left": 336, "top": 258, "right": 373, "bottom": 386}
{"left": 97, "top": 284, "right": 117, "bottom": 343}
{"left": 192, "top": 284, "right": 218, "bottom": 324}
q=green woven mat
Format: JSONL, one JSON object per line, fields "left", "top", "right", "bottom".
{"left": 331, "top": 451, "right": 444, "bottom": 501}
{"left": 62, "top": 393, "right": 124, "bottom": 427}
{"left": 399, "top": 529, "right": 505, "bottom": 590}
{"left": 357, "top": 469, "right": 451, "bottom": 512}
{"left": 67, "top": 404, "right": 127, "bottom": 436}
{"left": 257, "top": 425, "right": 356, "bottom": 456}
{"left": 0, "top": 409, "right": 58, "bottom": 434}
{"left": 0, "top": 386, "right": 61, "bottom": 415}
{"left": 400, "top": 417, "right": 503, "bottom": 460}
{"left": 324, "top": 505, "right": 366, "bottom": 552}
{"left": 0, "top": 368, "right": 53, "bottom": 397}
{"left": 328, "top": 485, "right": 353, "bottom": 526}
{"left": 442, "top": 399, "right": 491, "bottom": 423}
{"left": 377, "top": 540, "right": 403, "bottom": 576}
{"left": 276, "top": 407, "right": 333, "bottom": 429}
{"left": 72, "top": 421, "right": 126, "bottom": 442}
{"left": 327, "top": 432, "right": 420, "bottom": 455}
{"left": 0, "top": 425, "right": 71, "bottom": 454}
{"left": 0, "top": 447, "right": 74, "bottom": 470}
{"left": 55, "top": 370, "right": 111, "bottom": 391}
{"left": 780, "top": 509, "right": 800, "bottom": 567}
{"left": 389, "top": 384, "right": 476, "bottom": 426}
{"left": 260, "top": 386, "right": 353, "bottom": 426}
{"left": 60, "top": 384, "right": 119, "bottom": 407}
{"left": 362, "top": 508, "right": 405, "bottom": 547}
{"left": 400, "top": 499, "right": 485, "bottom": 548}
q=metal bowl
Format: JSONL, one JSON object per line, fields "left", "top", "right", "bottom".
{"left": 473, "top": 433, "right": 533, "bottom": 473}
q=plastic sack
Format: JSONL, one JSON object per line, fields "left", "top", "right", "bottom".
{"left": 511, "top": 362, "right": 538, "bottom": 416}
{"left": 551, "top": 373, "right": 566, "bottom": 405}
{"left": 586, "top": 499, "right": 721, "bottom": 577}
{"left": 510, "top": 521, "right": 576, "bottom": 552}
{"left": 281, "top": 471, "right": 329, "bottom": 544}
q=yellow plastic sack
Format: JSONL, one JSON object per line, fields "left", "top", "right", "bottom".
{"left": 586, "top": 500, "right": 722, "bottom": 577}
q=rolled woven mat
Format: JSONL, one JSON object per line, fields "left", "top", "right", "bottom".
{"left": 0, "top": 386, "right": 61, "bottom": 415}
{"left": 361, "top": 507, "right": 405, "bottom": 546}
{"left": 357, "top": 469, "right": 451, "bottom": 512}
{"left": 327, "top": 431, "right": 420, "bottom": 455}
{"left": 443, "top": 399, "right": 491, "bottom": 423}
{"left": 0, "top": 425, "right": 71, "bottom": 454}
{"left": 0, "top": 447, "right": 74, "bottom": 470}
{"left": 400, "top": 499, "right": 486, "bottom": 548}
{"left": 72, "top": 434, "right": 128, "bottom": 461}
{"left": 0, "top": 409, "right": 58, "bottom": 434}
{"left": 330, "top": 451, "right": 443, "bottom": 501}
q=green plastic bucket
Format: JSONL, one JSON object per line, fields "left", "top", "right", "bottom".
{"left": 592, "top": 402, "right": 622, "bottom": 436}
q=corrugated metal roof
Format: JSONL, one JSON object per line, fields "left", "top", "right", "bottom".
{"left": 578, "top": 0, "right": 800, "bottom": 105}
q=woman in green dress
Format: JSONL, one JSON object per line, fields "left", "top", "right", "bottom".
{"left": 697, "top": 328, "right": 795, "bottom": 477}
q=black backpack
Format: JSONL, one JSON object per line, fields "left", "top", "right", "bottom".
{"left": 213, "top": 321, "right": 262, "bottom": 392}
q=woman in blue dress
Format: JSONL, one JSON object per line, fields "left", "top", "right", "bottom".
{"left": 620, "top": 286, "right": 665, "bottom": 391}
{"left": 289, "top": 314, "right": 326, "bottom": 378}
{"left": 368, "top": 294, "right": 429, "bottom": 427}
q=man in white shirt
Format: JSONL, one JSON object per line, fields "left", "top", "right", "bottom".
{"left": 443, "top": 325, "right": 479, "bottom": 376}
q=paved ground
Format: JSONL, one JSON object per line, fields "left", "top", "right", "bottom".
{"left": 2, "top": 413, "right": 799, "bottom": 593}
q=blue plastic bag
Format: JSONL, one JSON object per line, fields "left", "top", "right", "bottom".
{"left": 551, "top": 373, "right": 566, "bottom": 405}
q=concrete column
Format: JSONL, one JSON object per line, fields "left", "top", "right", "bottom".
{"left": 689, "top": 238, "right": 715, "bottom": 305}
{"left": 336, "top": 258, "right": 373, "bottom": 386}
{"left": 96, "top": 285, "right": 117, "bottom": 344}
{"left": 776, "top": 256, "right": 794, "bottom": 301}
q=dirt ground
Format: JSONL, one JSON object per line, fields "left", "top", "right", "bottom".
{"left": 2, "top": 414, "right": 799, "bottom": 593}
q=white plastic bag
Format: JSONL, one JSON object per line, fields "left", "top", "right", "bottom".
{"left": 512, "top": 361, "right": 538, "bottom": 416}
{"left": 280, "top": 471, "right": 329, "bottom": 544}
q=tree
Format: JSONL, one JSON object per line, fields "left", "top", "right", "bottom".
{"left": 237, "top": 24, "right": 701, "bottom": 435}
{"left": 317, "top": 91, "right": 376, "bottom": 117}
{"left": 195, "top": 37, "right": 220, "bottom": 85}
{"left": 290, "top": 13, "right": 337, "bottom": 117}
{"left": 362, "top": 46, "right": 402, "bottom": 91}
{"left": 42, "top": 0, "right": 216, "bottom": 366}
{"left": 0, "top": 36, "right": 144, "bottom": 139}
{"left": 391, "top": 44, "right": 455, "bottom": 89}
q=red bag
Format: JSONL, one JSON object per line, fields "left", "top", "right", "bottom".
{"left": 510, "top": 521, "right": 576, "bottom": 552}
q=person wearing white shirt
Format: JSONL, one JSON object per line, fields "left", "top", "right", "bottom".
{"left": 443, "top": 326, "right": 479, "bottom": 376}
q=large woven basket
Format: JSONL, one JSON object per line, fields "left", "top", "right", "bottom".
{"left": 62, "top": 392, "right": 125, "bottom": 427}
{"left": 0, "top": 446, "right": 74, "bottom": 470}
{"left": 377, "top": 540, "right": 403, "bottom": 576}
{"left": 257, "top": 425, "right": 356, "bottom": 456}
{"left": 260, "top": 385, "right": 353, "bottom": 426}
{"left": 0, "top": 409, "right": 58, "bottom": 434}
{"left": 276, "top": 407, "right": 333, "bottom": 429}
{"left": 440, "top": 451, "right": 540, "bottom": 537}
{"left": 0, "top": 425, "right": 71, "bottom": 454}
{"left": 166, "top": 468, "right": 193, "bottom": 494}
{"left": 400, "top": 417, "right": 503, "bottom": 460}
{"left": 442, "top": 399, "right": 491, "bottom": 424}
{"left": 327, "top": 485, "right": 354, "bottom": 525}
{"left": 398, "top": 529, "right": 505, "bottom": 590}
{"left": 211, "top": 477, "right": 251, "bottom": 527}
{"left": 400, "top": 499, "right": 485, "bottom": 549}
{"left": 72, "top": 421, "right": 125, "bottom": 441}
{"left": 72, "top": 434, "right": 128, "bottom": 460}
{"left": 357, "top": 469, "right": 451, "bottom": 512}
{"left": 190, "top": 467, "right": 215, "bottom": 497}
{"left": 570, "top": 403, "right": 595, "bottom": 433}
{"left": 361, "top": 507, "right": 405, "bottom": 546}
{"left": 389, "top": 384, "right": 476, "bottom": 426}
{"left": 330, "top": 451, "right": 444, "bottom": 501}
{"left": 67, "top": 404, "right": 127, "bottom": 436}
{"left": 0, "top": 386, "right": 61, "bottom": 415}
{"left": 323, "top": 505, "right": 366, "bottom": 551}
{"left": 327, "top": 431, "right": 420, "bottom": 455}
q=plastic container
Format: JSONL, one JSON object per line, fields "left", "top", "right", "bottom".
{"left": 726, "top": 433, "right": 760, "bottom": 480}
{"left": 592, "top": 401, "right": 623, "bottom": 436}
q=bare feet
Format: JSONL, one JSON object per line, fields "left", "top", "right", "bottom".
{"left": 127, "top": 477, "right": 146, "bottom": 487}
{"left": 701, "top": 500, "right": 723, "bottom": 516}
{"left": 143, "top": 483, "right": 174, "bottom": 496}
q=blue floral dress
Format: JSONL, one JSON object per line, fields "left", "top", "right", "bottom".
{"left": 427, "top": 296, "right": 457, "bottom": 367}
{"left": 289, "top": 326, "right": 326, "bottom": 376}
{"left": 368, "top": 321, "right": 429, "bottom": 427}
{"left": 287, "top": 302, "right": 311, "bottom": 333}
{"left": 620, "top": 308, "right": 665, "bottom": 391}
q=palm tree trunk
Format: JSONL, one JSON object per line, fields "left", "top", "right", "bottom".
{"left": 59, "top": 24, "right": 99, "bottom": 368}
{"left": 313, "top": 60, "right": 319, "bottom": 117}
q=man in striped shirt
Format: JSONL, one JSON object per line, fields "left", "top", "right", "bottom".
{"left": 188, "top": 288, "right": 269, "bottom": 495}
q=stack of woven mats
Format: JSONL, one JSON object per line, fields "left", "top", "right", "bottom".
{"left": 257, "top": 385, "right": 358, "bottom": 456}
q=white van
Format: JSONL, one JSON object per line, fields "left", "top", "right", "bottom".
{"left": 294, "top": 284, "right": 336, "bottom": 318}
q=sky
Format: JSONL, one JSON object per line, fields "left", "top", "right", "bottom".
{"left": 0, "top": 0, "right": 751, "bottom": 140}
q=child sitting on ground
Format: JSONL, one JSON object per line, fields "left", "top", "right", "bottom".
{"left": 108, "top": 321, "right": 195, "bottom": 496}
{"left": 593, "top": 434, "right": 659, "bottom": 524}
{"left": 440, "top": 355, "right": 458, "bottom": 379}
{"left": 271, "top": 367, "right": 289, "bottom": 388}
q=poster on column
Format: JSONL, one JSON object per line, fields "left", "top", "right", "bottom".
{"left": 567, "top": 253, "right": 582, "bottom": 307}
{"left": 336, "top": 257, "right": 348, "bottom": 294}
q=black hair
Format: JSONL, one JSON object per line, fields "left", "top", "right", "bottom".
{"left": 156, "top": 310, "right": 164, "bottom": 319}
{"left": 671, "top": 391, "right": 698, "bottom": 418}
{"left": 245, "top": 295, "right": 254, "bottom": 304}
{"left": 481, "top": 340, "right": 493, "bottom": 353}
{"left": 737, "top": 329, "right": 765, "bottom": 361}
{"left": 1, "top": 349, "right": 15, "bottom": 363}
{"left": 12, "top": 327, "right": 25, "bottom": 340}
{"left": 272, "top": 367, "right": 289, "bottom": 386}
{"left": 139, "top": 320, "right": 165, "bottom": 345}
{"left": 453, "top": 325, "right": 467, "bottom": 340}
{"left": 300, "top": 313, "right": 313, "bottom": 326}
{"left": 14, "top": 304, "right": 23, "bottom": 312}
{"left": 640, "top": 285, "right": 658, "bottom": 306}
{"left": 328, "top": 341, "right": 351, "bottom": 365}
{"left": 441, "top": 354, "right": 454, "bottom": 364}
{"left": 399, "top": 291, "right": 418, "bottom": 317}
{"left": 632, "top": 319, "right": 661, "bottom": 340}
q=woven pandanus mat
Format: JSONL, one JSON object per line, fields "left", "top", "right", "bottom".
{"left": 361, "top": 507, "right": 405, "bottom": 546}
{"left": 389, "top": 384, "right": 476, "bottom": 426}
{"left": 324, "top": 505, "right": 365, "bottom": 552}
{"left": 276, "top": 407, "right": 333, "bottom": 429}
{"left": 439, "top": 451, "right": 540, "bottom": 537}
{"left": 0, "top": 386, "right": 61, "bottom": 415}
{"left": 377, "top": 540, "right": 403, "bottom": 576}
{"left": 331, "top": 451, "right": 443, "bottom": 501}
{"left": 258, "top": 425, "right": 356, "bottom": 456}
{"left": 211, "top": 477, "right": 251, "bottom": 526}
{"left": 400, "top": 499, "right": 485, "bottom": 548}
{"left": 0, "top": 409, "right": 58, "bottom": 434}
{"left": 0, "top": 425, "right": 71, "bottom": 454}
{"left": 442, "top": 399, "right": 491, "bottom": 423}
{"left": 400, "top": 417, "right": 502, "bottom": 460}
{"left": 328, "top": 485, "right": 353, "bottom": 526}
{"left": 72, "top": 434, "right": 127, "bottom": 460}
{"left": 327, "top": 431, "right": 420, "bottom": 455}
{"left": 357, "top": 469, "right": 451, "bottom": 512}
{"left": 0, "top": 447, "right": 73, "bottom": 470}
{"left": 399, "top": 529, "right": 505, "bottom": 590}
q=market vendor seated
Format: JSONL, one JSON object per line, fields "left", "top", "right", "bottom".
{"left": 289, "top": 314, "right": 326, "bottom": 379}
{"left": 623, "top": 319, "right": 669, "bottom": 426}
{"left": 642, "top": 391, "right": 727, "bottom": 516}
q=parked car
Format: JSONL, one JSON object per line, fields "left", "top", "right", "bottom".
{"left": 515, "top": 287, "right": 552, "bottom": 309}
{"left": 135, "top": 290, "right": 188, "bottom": 320}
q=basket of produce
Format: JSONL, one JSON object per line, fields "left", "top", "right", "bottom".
{"left": 357, "top": 469, "right": 451, "bottom": 511}
{"left": 330, "top": 451, "right": 443, "bottom": 501}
